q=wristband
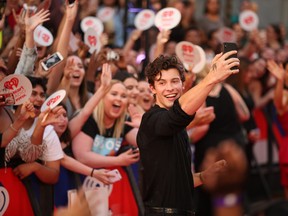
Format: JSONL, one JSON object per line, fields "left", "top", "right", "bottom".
{"left": 213, "top": 193, "right": 243, "bottom": 207}
{"left": 90, "top": 168, "right": 95, "bottom": 177}
{"left": 10, "top": 124, "right": 19, "bottom": 133}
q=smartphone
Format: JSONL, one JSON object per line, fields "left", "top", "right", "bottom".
{"left": 41, "top": 52, "right": 64, "bottom": 71}
{"left": 0, "top": 0, "right": 6, "bottom": 20}
{"left": 68, "top": 0, "right": 75, "bottom": 5}
{"left": 223, "top": 42, "right": 238, "bottom": 70}
{"left": 108, "top": 169, "right": 122, "bottom": 183}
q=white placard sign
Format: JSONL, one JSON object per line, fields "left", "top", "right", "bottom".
{"left": 34, "top": 25, "right": 54, "bottom": 47}
{"left": 215, "top": 27, "right": 237, "bottom": 43}
{"left": 134, "top": 9, "right": 155, "bottom": 31}
{"left": 0, "top": 74, "right": 32, "bottom": 105}
{"left": 80, "top": 16, "right": 104, "bottom": 35}
{"left": 97, "top": 7, "right": 115, "bottom": 22}
{"left": 154, "top": 7, "right": 181, "bottom": 30}
{"left": 41, "top": 89, "right": 66, "bottom": 112}
{"left": 84, "top": 27, "right": 101, "bottom": 54}
{"left": 239, "top": 10, "right": 259, "bottom": 32}
{"left": 175, "top": 41, "right": 206, "bottom": 73}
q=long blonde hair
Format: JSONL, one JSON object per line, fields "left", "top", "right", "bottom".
{"left": 93, "top": 80, "right": 127, "bottom": 138}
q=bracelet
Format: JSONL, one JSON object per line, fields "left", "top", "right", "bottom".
{"left": 199, "top": 172, "right": 204, "bottom": 184}
{"left": 90, "top": 168, "right": 95, "bottom": 177}
{"left": 10, "top": 124, "right": 19, "bottom": 133}
{"left": 213, "top": 194, "right": 243, "bottom": 207}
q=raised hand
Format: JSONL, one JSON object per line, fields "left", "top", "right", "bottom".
{"left": 207, "top": 51, "right": 240, "bottom": 84}
{"left": 267, "top": 59, "right": 285, "bottom": 81}
{"left": 18, "top": 100, "right": 35, "bottom": 120}
{"left": 130, "top": 29, "right": 142, "bottom": 41}
{"left": 125, "top": 104, "right": 144, "bottom": 128}
{"left": 100, "top": 63, "right": 112, "bottom": 89}
{"left": 157, "top": 29, "right": 171, "bottom": 44}
{"left": 25, "top": 9, "right": 50, "bottom": 32}
{"left": 12, "top": 8, "right": 25, "bottom": 33}
{"left": 35, "top": 55, "right": 53, "bottom": 77}
{"left": 64, "top": 0, "right": 79, "bottom": 21}
{"left": 117, "top": 148, "right": 140, "bottom": 166}
{"left": 39, "top": 106, "right": 66, "bottom": 126}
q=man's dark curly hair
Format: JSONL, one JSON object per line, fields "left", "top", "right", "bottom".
{"left": 145, "top": 55, "right": 186, "bottom": 86}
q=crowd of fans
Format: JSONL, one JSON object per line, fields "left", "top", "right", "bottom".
{"left": 0, "top": 0, "right": 287, "bottom": 215}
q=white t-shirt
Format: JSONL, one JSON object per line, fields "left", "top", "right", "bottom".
{"left": 20, "top": 118, "right": 64, "bottom": 162}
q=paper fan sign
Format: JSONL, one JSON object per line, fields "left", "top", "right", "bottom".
{"left": 97, "top": 7, "right": 115, "bottom": 22}
{"left": 175, "top": 41, "right": 206, "bottom": 73}
{"left": 134, "top": 9, "right": 155, "bottom": 31}
{"left": 82, "top": 176, "right": 113, "bottom": 195}
{"left": 84, "top": 27, "right": 101, "bottom": 54}
{"left": 41, "top": 89, "right": 66, "bottom": 112}
{"left": 0, "top": 74, "right": 32, "bottom": 105}
{"left": 34, "top": 25, "right": 54, "bottom": 47}
{"left": 154, "top": 7, "right": 181, "bottom": 31}
{"left": 215, "top": 27, "right": 237, "bottom": 43}
{"left": 239, "top": 10, "right": 259, "bottom": 32}
{"left": 81, "top": 16, "right": 104, "bottom": 35}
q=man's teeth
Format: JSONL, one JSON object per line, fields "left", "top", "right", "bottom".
{"left": 166, "top": 94, "right": 176, "bottom": 98}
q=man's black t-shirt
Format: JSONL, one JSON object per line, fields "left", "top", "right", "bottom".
{"left": 137, "top": 100, "right": 195, "bottom": 211}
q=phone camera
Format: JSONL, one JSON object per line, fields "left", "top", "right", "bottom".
{"left": 106, "top": 50, "right": 120, "bottom": 61}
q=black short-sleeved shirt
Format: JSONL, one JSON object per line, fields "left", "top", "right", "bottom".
{"left": 137, "top": 100, "right": 195, "bottom": 211}
{"left": 82, "top": 116, "right": 133, "bottom": 156}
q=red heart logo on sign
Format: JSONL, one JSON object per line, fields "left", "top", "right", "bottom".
{"left": 163, "top": 10, "right": 173, "bottom": 17}
{"left": 47, "top": 95, "right": 60, "bottom": 106}
{"left": 42, "top": 33, "right": 50, "bottom": 43}
{"left": 143, "top": 12, "right": 151, "bottom": 18}
{"left": 4, "top": 78, "right": 19, "bottom": 90}
{"left": 244, "top": 16, "right": 253, "bottom": 25}
{"left": 85, "top": 20, "right": 93, "bottom": 26}
{"left": 182, "top": 45, "right": 193, "bottom": 53}
{"left": 88, "top": 35, "right": 97, "bottom": 46}
{"left": 223, "top": 30, "right": 232, "bottom": 41}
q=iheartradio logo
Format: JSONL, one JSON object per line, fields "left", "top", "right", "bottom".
{"left": 47, "top": 95, "right": 60, "bottom": 106}
{"left": 4, "top": 78, "right": 19, "bottom": 90}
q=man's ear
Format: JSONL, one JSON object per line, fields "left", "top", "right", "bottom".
{"left": 150, "top": 84, "right": 156, "bottom": 95}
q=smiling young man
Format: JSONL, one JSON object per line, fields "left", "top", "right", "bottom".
{"left": 137, "top": 51, "right": 239, "bottom": 215}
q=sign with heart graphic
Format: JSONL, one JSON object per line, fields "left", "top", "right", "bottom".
{"left": 82, "top": 176, "right": 112, "bottom": 195}
{"left": 0, "top": 183, "right": 9, "bottom": 215}
{"left": 134, "top": 9, "right": 155, "bottom": 31}
{"left": 215, "top": 27, "right": 237, "bottom": 43}
{"left": 239, "top": 10, "right": 259, "bottom": 32}
{"left": 41, "top": 89, "right": 66, "bottom": 112}
{"left": 80, "top": 16, "right": 104, "bottom": 35}
{"left": 34, "top": 25, "right": 54, "bottom": 47}
{"left": 175, "top": 41, "right": 206, "bottom": 73}
{"left": 154, "top": 7, "right": 181, "bottom": 30}
{"left": 0, "top": 74, "right": 32, "bottom": 105}
{"left": 97, "top": 7, "right": 115, "bottom": 22}
{"left": 84, "top": 27, "right": 101, "bottom": 54}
